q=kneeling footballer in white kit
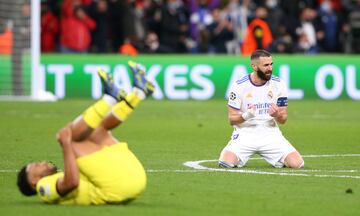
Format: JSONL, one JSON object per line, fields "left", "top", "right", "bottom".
{"left": 219, "top": 49, "right": 304, "bottom": 169}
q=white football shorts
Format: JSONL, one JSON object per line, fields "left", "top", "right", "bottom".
{"left": 220, "top": 126, "right": 297, "bottom": 168}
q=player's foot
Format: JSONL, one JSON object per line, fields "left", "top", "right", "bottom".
{"left": 98, "top": 68, "right": 126, "bottom": 101}
{"left": 128, "top": 61, "right": 155, "bottom": 96}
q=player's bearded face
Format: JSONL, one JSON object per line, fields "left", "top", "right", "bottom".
{"left": 256, "top": 66, "right": 272, "bottom": 81}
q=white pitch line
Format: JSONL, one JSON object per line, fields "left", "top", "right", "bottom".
{"left": 2, "top": 168, "right": 356, "bottom": 174}
{"left": 0, "top": 170, "right": 17, "bottom": 173}
{"left": 0, "top": 169, "right": 212, "bottom": 173}
{"left": 274, "top": 169, "right": 359, "bottom": 173}
{"left": 149, "top": 167, "right": 360, "bottom": 179}
{"left": 147, "top": 169, "right": 209, "bottom": 173}
{"left": 249, "top": 154, "right": 360, "bottom": 159}
{"left": 184, "top": 165, "right": 360, "bottom": 179}
{"left": 301, "top": 154, "right": 360, "bottom": 158}
{"left": 0, "top": 169, "right": 206, "bottom": 173}
{"left": 182, "top": 159, "right": 359, "bottom": 173}
{"left": 182, "top": 154, "right": 360, "bottom": 179}
{"left": 1, "top": 154, "right": 360, "bottom": 179}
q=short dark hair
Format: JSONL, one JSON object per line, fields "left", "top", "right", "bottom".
{"left": 250, "top": 49, "right": 271, "bottom": 61}
{"left": 17, "top": 165, "right": 36, "bottom": 196}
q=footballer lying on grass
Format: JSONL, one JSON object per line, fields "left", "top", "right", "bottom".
{"left": 17, "top": 61, "right": 154, "bottom": 205}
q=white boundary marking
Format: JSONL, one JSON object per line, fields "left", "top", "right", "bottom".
{"left": 182, "top": 154, "right": 360, "bottom": 179}
{"left": 1, "top": 154, "right": 359, "bottom": 179}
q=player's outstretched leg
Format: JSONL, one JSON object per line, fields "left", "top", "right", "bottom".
{"left": 98, "top": 68, "right": 127, "bottom": 101}
{"left": 99, "top": 61, "right": 154, "bottom": 130}
{"left": 71, "top": 68, "right": 126, "bottom": 141}
{"left": 128, "top": 60, "right": 155, "bottom": 96}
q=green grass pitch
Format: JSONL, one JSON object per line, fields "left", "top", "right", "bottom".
{"left": 0, "top": 99, "right": 359, "bottom": 215}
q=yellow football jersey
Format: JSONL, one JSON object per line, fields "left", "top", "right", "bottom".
{"left": 36, "top": 172, "right": 105, "bottom": 205}
{"left": 36, "top": 143, "right": 146, "bottom": 205}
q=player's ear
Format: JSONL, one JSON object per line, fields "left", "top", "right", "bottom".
{"left": 251, "top": 63, "right": 257, "bottom": 71}
{"left": 30, "top": 178, "right": 37, "bottom": 188}
{"left": 250, "top": 60, "right": 257, "bottom": 70}
{"left": 28, "top": 173, "right": 40, "bottom": 189}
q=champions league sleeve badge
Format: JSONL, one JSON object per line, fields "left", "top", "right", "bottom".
{"left": 230, "top": 92, "right": 236, "bottom": 100}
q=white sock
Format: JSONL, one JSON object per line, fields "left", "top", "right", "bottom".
{"left": 103, "top": 94, "right": 117, "bottom": 106}
{"left": 133, "top": 87, "right": 146, "bottom": 100}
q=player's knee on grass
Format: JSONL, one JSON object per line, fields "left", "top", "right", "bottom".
{"left": 284, "top": 151, "right": 304, "bottom": 169}
{"left": 218, "top": 150, "right": 241, "bottom": 168}
{"left": 218, "top": 160, "right": 236, "bottom": 168}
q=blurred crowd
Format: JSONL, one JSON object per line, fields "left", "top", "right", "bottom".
{"left": 15, "top": 0, "right": 360, "bottom": 54}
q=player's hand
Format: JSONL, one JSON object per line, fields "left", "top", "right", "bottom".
{"left": 241, "top": 105, "right": 256, "bottom": 121}
{"left": 56, "top": 126, "right": 72, "bottom": 148}
{"left": 269, "top": 103, "right": 280, "bottom": 117}
{"left": 269, "top": 103, "right": 288, "bottom": 124}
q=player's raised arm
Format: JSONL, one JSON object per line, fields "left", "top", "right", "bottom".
{"left": 55, "top": 126, "right": 79, "bottom": 196}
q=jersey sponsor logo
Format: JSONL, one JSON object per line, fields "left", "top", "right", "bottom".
{"left": 248, "top": 103, "right": 271, "bottom": 109}
{"left": 229, "top": 92, "right": 236, "bottom": 100}
{"left": 248, "top": 102, "right": 272, "bottom": 115}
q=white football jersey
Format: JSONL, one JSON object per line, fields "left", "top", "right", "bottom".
{"left": 227, "top": 74, "right": 288, "bottom": 128}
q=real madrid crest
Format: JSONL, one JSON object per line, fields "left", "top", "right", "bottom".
{"left": 268, "top": 90, "right": 273, "bottom": 99}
